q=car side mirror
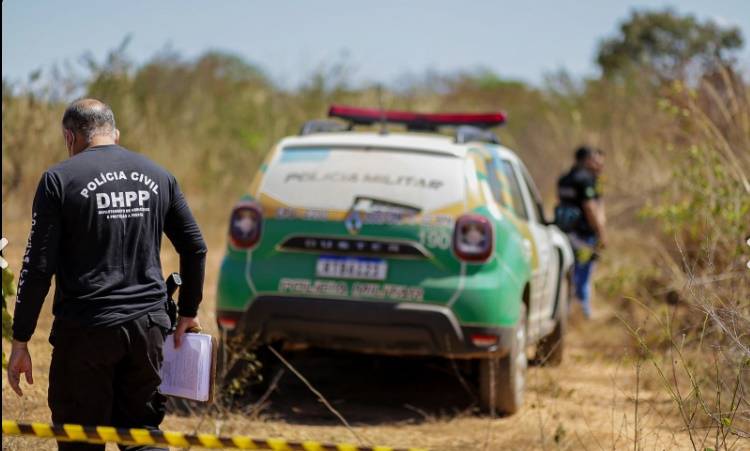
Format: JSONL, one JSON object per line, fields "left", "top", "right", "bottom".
{"left": 535, "top": 202, "right": 551, "bottom": 225}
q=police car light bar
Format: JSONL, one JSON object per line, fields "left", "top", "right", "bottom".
{"left": 328, "top": 105, "right": 506, "bottom": 131}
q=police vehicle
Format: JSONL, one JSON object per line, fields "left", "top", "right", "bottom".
{"left": 216, "top": 105, "right": 574, "bottom": 414}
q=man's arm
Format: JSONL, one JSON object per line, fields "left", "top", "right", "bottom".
{"left": 582, "top": 200, "right": 607, "bottom": 247}
{"left": 163, "top": 177, "right": 207, "bottom": 346}
{"left": 578, "top": 174, "right": 606, "bottom": 247}
{"left": 8, "top": 172, "right": 62, "bottom": 396}
{"left": 13, "top": 172, "right": 62, "bottom": 341}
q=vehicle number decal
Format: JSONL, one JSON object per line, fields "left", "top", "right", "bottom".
{"left": 419, "top": 227, "right": 452, "bottom": 250}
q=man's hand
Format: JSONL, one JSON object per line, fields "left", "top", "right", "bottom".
{"left": 7, "top": 340, "right": 34, "bottom": 396}
{"left": 596, "top": 234, "right": 608, "bottom": 250}
{"left": 173, "top": 316, "right": 201, "bottom": 348}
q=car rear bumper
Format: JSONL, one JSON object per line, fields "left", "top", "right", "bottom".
{"left": 218, "top": 296, "right": 514, "bottom": 358}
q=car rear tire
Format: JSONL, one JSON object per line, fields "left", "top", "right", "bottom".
{"left": 478, "top": 304, "right": 527, "bottom": 415}
{"left": 535, "top": 265, "right": 568, "bottom": 367}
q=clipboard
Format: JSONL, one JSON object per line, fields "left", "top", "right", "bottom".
{"left": 159, "top": 332, "right": 217, "bottom": 402}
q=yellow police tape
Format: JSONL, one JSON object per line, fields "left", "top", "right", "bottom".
{"left": 2, "top": 420, "right": 427, "bottom": 451}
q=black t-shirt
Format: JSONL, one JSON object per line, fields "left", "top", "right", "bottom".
{"left": 13, "top": 145, "right": 207, "bottom": 342}
{"left": 555, "top": 166, "right": 600, "bottom": 236}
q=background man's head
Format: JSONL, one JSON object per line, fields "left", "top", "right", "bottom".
{"left": 575, "top": 145, "right": 605, "bottom": 175}
{"left": 61, "top": 98, "right": 119, "bottom": 156}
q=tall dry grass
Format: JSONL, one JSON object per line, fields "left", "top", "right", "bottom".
{"left": 2, "top": 45, "right": 748, "bottom": 448}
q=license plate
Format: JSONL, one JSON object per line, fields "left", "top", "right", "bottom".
{"left": 316, "top": 256, "right": 388, "bottom": 281}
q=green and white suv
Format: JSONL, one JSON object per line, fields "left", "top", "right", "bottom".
{"left": 216, "top": 105, "right": 573, "bottom": 414}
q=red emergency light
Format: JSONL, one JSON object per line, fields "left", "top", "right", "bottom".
{"left": 328, "top": 104, "right": 506, "bottom": 131}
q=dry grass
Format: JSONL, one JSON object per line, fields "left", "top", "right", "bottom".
{"left": 2, "top": 285, "right": 694, "bottom": 450}
{"left": 2, "top": 47, "right": 749, "bottom": 449}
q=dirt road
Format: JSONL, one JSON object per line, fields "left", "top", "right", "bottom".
{"left": 1, "top": 241, "right": 691, "bottom": 450}
{"left": 2, "top": 316, "right": 691, "bottom": 450}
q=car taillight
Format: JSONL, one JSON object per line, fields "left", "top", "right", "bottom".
{"left": 218, "top": 316, "right": 237, "bottom": 331}
{"left": 470, "top": 333, "right": 499, "bottom": 348}
{"left": 453, "top": 214, "right": 493, "bottom": 262}
{"left": 228, "top": 201, "right": 262, "bottom": 249}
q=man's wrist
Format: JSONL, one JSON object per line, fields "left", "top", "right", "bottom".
{"left": 11, "top": 339, "right": 29, "bottom": 350}
{"left": 177, "top": 306, "right": 198, "bottom": 318}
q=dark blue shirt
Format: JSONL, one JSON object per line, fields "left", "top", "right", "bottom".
{"left": 556, "top": 166, "right": 600, "bottom": 236}
{"left": 13, "top": 145, "right": 207, "bottom": 342}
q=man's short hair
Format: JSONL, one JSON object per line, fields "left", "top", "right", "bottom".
{"left": 62, "top": 99, "right": 116, "bottom": 140}
{"left": 575, "top": 146, "right": 604, "bottom": 163}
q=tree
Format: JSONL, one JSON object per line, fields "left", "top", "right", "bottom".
{"left": 596, "top": 9, "right": 743, "bottom": 80}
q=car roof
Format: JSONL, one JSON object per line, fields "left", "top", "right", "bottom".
{"left": 277, "top": 131, "right": 519, "bottom": 160}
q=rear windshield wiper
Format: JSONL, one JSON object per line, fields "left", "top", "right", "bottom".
{"left": 351, "top": 196, "right": 421, "bottom": 217}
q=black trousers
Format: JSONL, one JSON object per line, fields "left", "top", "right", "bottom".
{"left": 48, "top": 309, "right": 172, "bottom": 451}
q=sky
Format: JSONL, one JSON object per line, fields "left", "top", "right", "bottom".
{"left": 3, "top": 0, "right": 749, "bottom": 88}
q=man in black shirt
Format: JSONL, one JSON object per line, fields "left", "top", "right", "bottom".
{"left": 7, "top": 99, "right": 207, "bottom": 450}
{"left": 555, "top": 146, "right": 606, "bottom": 319}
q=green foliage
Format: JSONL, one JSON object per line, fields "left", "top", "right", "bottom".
{"left": 643, "top": 144, "right": 749, "bottom": 262}
{"left": 641, "top": 79, "right": 750, "bottom": 269}
{"left": 597, "top": 9, "right": 743, "bottom": 80}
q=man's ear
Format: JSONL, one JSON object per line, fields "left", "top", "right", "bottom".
{"left": 114, "top": 129, "right": 120, "bottom": 144}
{"left": 63, "top": 129, "right": 75, "bottom": 155}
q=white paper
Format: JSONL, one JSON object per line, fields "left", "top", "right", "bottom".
{"left": 159, "top": 333, "right": 213, "bottom": 401}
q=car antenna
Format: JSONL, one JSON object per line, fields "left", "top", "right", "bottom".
{"left": 377, "top": 84, "right": 387, "bottom": 135}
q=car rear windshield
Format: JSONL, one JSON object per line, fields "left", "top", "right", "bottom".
{"left": 260, "top": 147, "right": 466, "bottom": 212}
